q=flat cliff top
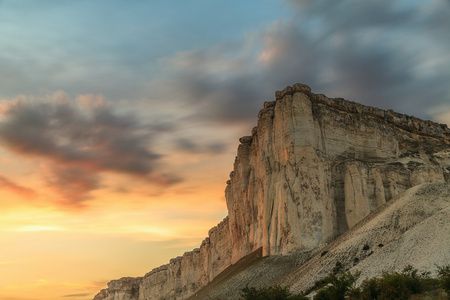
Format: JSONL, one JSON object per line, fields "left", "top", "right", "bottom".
{"left": 270, "top": 83, "right": 450, "bottom": 142}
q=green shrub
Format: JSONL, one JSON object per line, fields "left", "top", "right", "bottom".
{"left": 400, "top": 265, "right": 426, "bottom": 294}
{"left": 305, "top": 277, "right": 329, "bottom": 296}
{"left": 438, "top": 265, "right": 450, "bottom": 299}
{"left": 240, "top": 286, "right": 266, "bottom": 300}
{"left": 359, "top": 277, "right": 381, "bottom": 300}
{"left": 332, "top": 261, "right": 343, "bottom": 275}
{"left": 242, "top": 265, "right": 449, "bottom": 300}
{"left": 313, "top": 272, "right": 360, "bottom": 300}
{"left": 358, "top": 266, "right": 432, "bottom": 300}
{"left": 376, "top": 272, "right": 411, "bottom": 300}
{"left": 313, "top": 288, "right": 331, "bottom": 300}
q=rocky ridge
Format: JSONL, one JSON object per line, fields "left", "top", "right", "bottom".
{"left": 93, "top": 83, "right": 450, "bottom": 300}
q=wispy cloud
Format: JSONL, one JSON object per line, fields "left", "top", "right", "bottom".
{"left": 175, "top": 138, "right": 227, "bottom": 154}
{"left": 0, "top": 174, "right": 35, "bottom": 197}
{"left": 152, "top": 0, "right": 450, "bottom": 125}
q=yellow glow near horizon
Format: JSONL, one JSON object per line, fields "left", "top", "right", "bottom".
{"left": 0, "top": 66, "right": 237, "bottom": 300}
{"left": 0, "top": 158, "right": 230, "bottom": 300}
{"left": 12, "top": 225, "right": 63, "bottom": 232}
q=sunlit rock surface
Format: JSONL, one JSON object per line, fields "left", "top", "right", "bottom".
{"left": 93, "top": 83, "right": 450, "bottom": 300}
{"left": 94, "top": 277, "right": 142, "bottom": 300}
{"left": 282, "top": 182, "right": 450, "bottom": 296}
{"left": 188, "top": 183, "right": 450, "bottom": 300}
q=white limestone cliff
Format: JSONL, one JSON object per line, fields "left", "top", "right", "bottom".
{"left": 137, "top": 218, "right": 231, "bottom": 300}
{"left": 93, "top": 83, "right": 450, "bottom": 300}
{"left": 280, "top": 182, "right": 450, "bottom": 295}
{"left": 94, "top": 277, "right": 142, "bottom": 300}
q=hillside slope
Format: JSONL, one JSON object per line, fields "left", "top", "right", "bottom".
{"left": 188, "top": 183, "right": 450, "bottom": 299}
{"left": 284, "top": 182, "right": 450, "bottom": 294}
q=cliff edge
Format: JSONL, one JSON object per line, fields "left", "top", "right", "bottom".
{"left": 93, "top": 83, "right": 450, "bottom": 300}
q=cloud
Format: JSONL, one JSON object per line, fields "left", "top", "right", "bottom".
{"left": 0, "top": 92, "right": 180, "bottom": 205}
{"left": 0, "top": 174, "right": 35, "bottom": 197}
{"left": 175, "top": 138, "right": 227, "bottom": 154}
{"left": 42, "top": 165, "right": 100, "bottom": 204}
{"left": 152, "top": 46, "right": 274, "bottom": 125}
{"left": 152, "top": 0, "right": 450, "bottom": 125}
{"left": 286, "top": 0, "right": 450, "bottom": 113}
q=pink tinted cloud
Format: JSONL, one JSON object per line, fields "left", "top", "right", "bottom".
{"left": 0, "top": 174, "right": 36, "bottom": 197}
{"left": 0, "top": 93, "right": 180, "bottom": 205}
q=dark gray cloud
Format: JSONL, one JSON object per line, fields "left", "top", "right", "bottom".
{"left": 154, "top": 48, "right": 275, "bottom": 125}
{"left": 291, "top": 0, "right": 450, "bottom": 117}
{"left": 0, "top": 96, "right": 179, "bottom": 205}
{"left": 0, "top": 100, "right": 160, "bottom": 174}
{"left": 175, "top": 138, "right": 227, "bottom": 154}
{"left": 157, "top": 0, "right": 450, "bottom": 124}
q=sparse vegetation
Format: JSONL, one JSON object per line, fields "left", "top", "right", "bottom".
{"left": 361, "top": 272, "right": 412, "bottom": 299}
{"left": 438, "top": 265, "right": 450, "bottom": 299}
{"left": 313, "top": 271, "right": 360, "bottom": 300}
{"left": 240, "top": 265, "right": 450, "bottom": 300}
{"left": 332, "top": 261, "right": 343, "bottom": 275}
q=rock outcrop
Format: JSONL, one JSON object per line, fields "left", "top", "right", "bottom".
{"left": 188, "top": 183, "right": 450, "bottom": 300}
{"left": 94, "top": 277, "right": 142, "bottom": 300}
{"left": 283, "top": 182, "right": 450, "bottom": 295}
{"left": 138, "top": 218, "right": 231, "bottom": 300}
{"left": 93, "top": 83, "right": 450, "bottom": 300}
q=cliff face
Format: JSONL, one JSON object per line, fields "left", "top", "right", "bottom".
{"left": 226, "top": 83, "right": 449, "bottom": 262}
{"left": 187, "top": 183, "right": 450, "bottom": 300}
{"left": 138, "top": 218, "right": 231, "bottom": 300}
{"left": 93, "top": 84, "right": 450, "bottom": 300}
{"left": 94, "top": 277, "right": 142, "bottom": 300}
{"left": 282, "top": 182, "right": 450, "bottom": 295}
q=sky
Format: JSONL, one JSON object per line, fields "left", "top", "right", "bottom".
{"left": 0, "top": 0, "right": 449, "bottom": 299}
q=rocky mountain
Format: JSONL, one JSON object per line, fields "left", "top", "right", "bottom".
{"left": 93, "top": 83, "right": 450, "bottom": 300}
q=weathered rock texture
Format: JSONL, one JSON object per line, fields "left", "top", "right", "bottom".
{"left": 93, "top": 84, "right": 450, "bottom": 300}
{"left": 283, "top": 182, "right": 450, "bottom": 295}
{"left": 188, "top": 183, "right": 450, "bottom": 300}
{"left": 138, "top": 218, "right": 231, "bottom": 300}
{"left": 94, "top": 277, "right": 142, "bottom": 300}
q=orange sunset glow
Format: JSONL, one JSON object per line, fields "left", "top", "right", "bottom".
{"left": 1, "top": 0, "right": 450, "bottom": 299}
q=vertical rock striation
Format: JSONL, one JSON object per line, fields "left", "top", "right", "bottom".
{"left": 93, "top": 84, "right": 450, "bottom": 300}
{"left": 226, "top": 83, "right": 449, "bottom": 261}
{"left": 94, "top": 277, "right": 142, "bottom": 300}
{"left": 137, "top": 218, "right": 231, "bottom": 300}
